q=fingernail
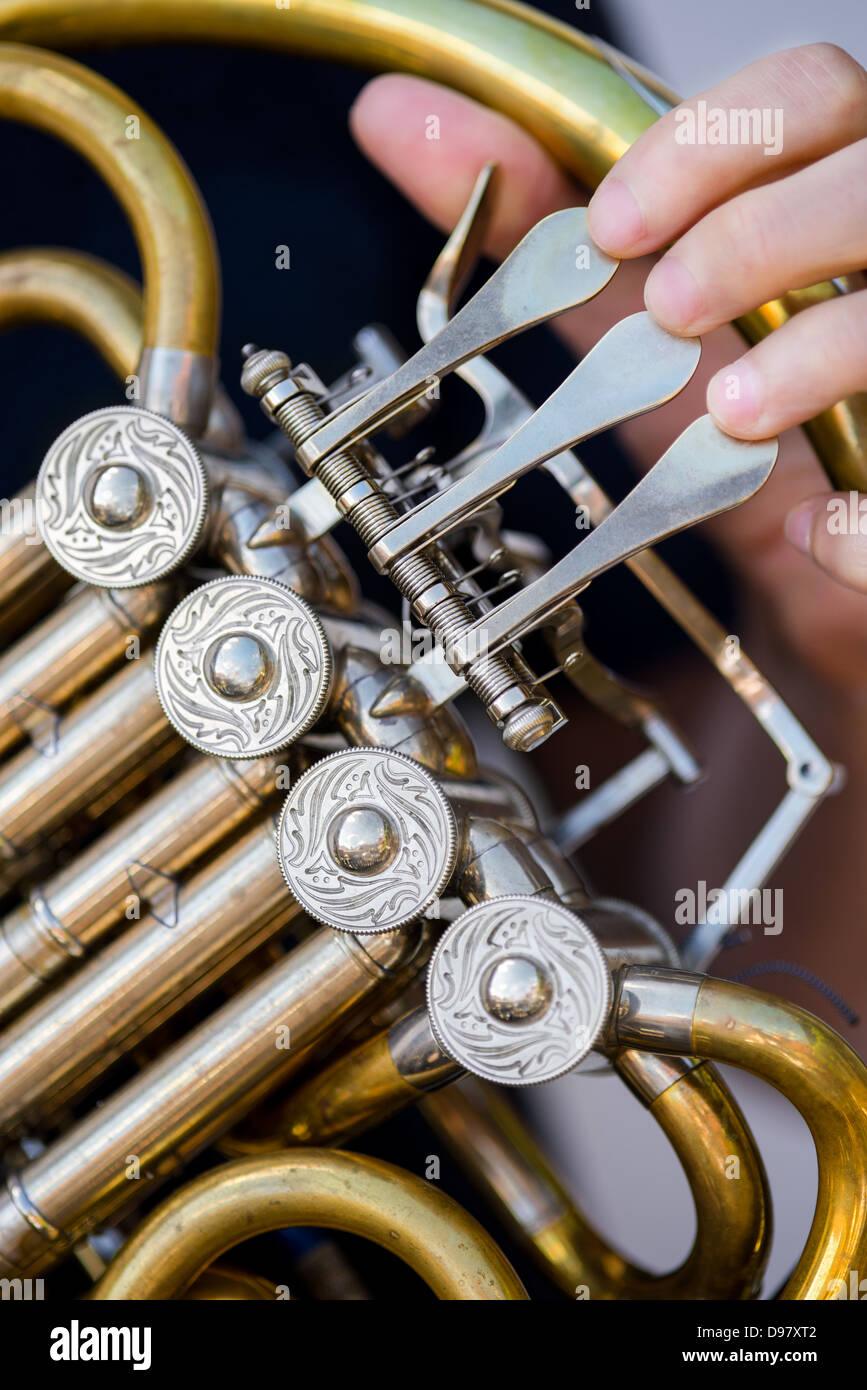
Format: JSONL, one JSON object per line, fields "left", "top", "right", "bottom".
{"left": 644, "top": 257, "right": 703, "bottom": 331}
{"left": 587, "top": 177, "right": 644, "bottom": 253}
{"left": 784, "top": 501, "right": 818, "bottom": 556}
{"left": 707, "top": 359, "right": 762, "bottom": 430}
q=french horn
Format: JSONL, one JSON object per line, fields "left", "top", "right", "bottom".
{"left": 0, "top": 0, "right": 863, "bottom": 1307}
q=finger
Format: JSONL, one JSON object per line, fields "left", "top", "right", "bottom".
{"left": 349, "top": 74, "right": 580, "bottom": 261}
{"left": 706, "top": 290, "right": 867, "bottom": 438}
{"left": 644, "top": 141, "right": 867, "bottom": 334}
{"left": 785, "top": 492, "right": 867, "bottom": 593}
{"left": 587, "top": 43, "right": 867, "bottom": 256}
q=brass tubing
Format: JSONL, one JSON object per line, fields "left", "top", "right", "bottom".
{"left": 0, "top": 45, "right": 218, "bottom": 375}
{"left": 0, "top": 752, "right": 280, "bottom": 1021}
{"left": 0, "top": 656, "right": 180, "bottom": 882}
{"left": 0, "top": 248, "right": 140, "bottom": 378}
{"left": 422, "top": 1064, "right": 770, "bottom": 1299}
{"left": 0, "top": 819, "right": 304, "bottom": 1134}
{"left": 0, "top": 579, "right": 174, "bottom": 761}
{"left": 692, "top": 979, "right": 867, "bottom": 1302}
{"left": 183, "top": 1265, "right": 280, "bottom": 1301}
{"left": 92, "top": 1149, "right": 526, "bottom": 1300}
{"left": 614, "top": 969, "right": 867, "bottom": 1301}
{"left": 0, "top": 484, "right": 70, "bottom": 648}
{"left": 244, "top": 1014, "right": 461, "bottom": 1153}
{"left": 1, "top": 0, "right": 861, "bottom": 484}
{"left": 0, "top": 926, "right": 423, "bottom": 1276}
{"left": 251, "top": 1012, "right": 769, "bottom": 1298}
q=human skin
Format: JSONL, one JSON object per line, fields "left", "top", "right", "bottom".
{"left": 349, "top": 47, "right": 867, "bottom": 1048}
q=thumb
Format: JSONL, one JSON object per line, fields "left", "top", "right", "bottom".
{"left": 785, "top": 493, "right": 867, "bottom": 593}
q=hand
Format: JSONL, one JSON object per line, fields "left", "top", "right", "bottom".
{"left": 350, "top": 46, "right": 867, "bottom": 688}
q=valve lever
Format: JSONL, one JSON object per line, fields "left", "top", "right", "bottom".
{"left": 296, "top": 209, "right": 618, "bottom": 471}
{"left": 449, "top": 416, "right": 779, "bottom": 667}
{"left": 369, "top": 313, "right": 701, "bottom": 571}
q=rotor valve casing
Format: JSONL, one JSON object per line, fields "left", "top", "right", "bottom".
{"left": 426, "top": 895, "right": 612, "bottom": 1084}
{"left": 154, "top": 575, "right": 333, "bottom": 758}
{"left": 276, "top": 746, "right": 458, "bottom": 933}
{"left": 36, "top": 406, "right": 209, "bottom": 588}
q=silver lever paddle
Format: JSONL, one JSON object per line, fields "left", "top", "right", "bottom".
{"left": 296, "top": 208, "right": 618, "bottom": 471}
{"left": 369, "top": 312, "right": 701, "bottom": 572}
{"left": 447, "top": 415, "right": 779, "bottom": 668}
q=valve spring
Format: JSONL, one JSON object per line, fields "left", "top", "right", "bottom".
{"left": 242, "top": 349, "right": 554, "bottom": 746}
{"left": 271, "top": 385, "right": 523, "bottom": 705}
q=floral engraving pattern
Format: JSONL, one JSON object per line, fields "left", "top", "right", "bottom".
{"left": 155, "top": 576, "right": 331, "bottom": 757}
{"left": 277, "top": 748, "right": 457, "bottom": 932}
{"left": 427, "top": 896, "right": 611, "bottom": 1085}
{"left": 36, "top": 407, "right": 207, "bottom": 587}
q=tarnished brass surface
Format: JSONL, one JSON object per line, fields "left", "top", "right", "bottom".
{"left": 423, "top": 1063, "right": 769, "bottom": 1299}
{"left": 0, "top": 657, "right": 180, "bottom": 883}
{"left": 262, "top": 1033, "right": 769, "bottom": 1299}
{"left": 1, "top": 0, "right": 861, "bottom": 484}
{"left": 0, "top": 0, "right": 860, "bottom": 1304}
{"left": 183, "top": 1265, "right": 280, "bottom": 1301}
{"left": 0, "top": 928, "right": 424, "bottom": 1275}
{"left": 0, "top": 820, "right": 299, "bottom": 1133}
{"left": 0, "top": 484, "right": 70, "bottom": 648}
{"left": 0, "top": 248, "right": 140, "bottom": 377}
{"left": 0, "top": 580, "right": 175, "bottom": 761}
{"left": 0, "top": 45, "right": 218, "bottom": 361}
{"left": 691, "top": 979, "right": 867, "bottom": 1302}
{"left": 91, "top": 1150, "right": 527, "bottom": 1300}
{"left": 0, "top": 753, "right": 280, "bottom": 1021}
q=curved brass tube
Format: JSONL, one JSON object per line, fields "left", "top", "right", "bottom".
{"left": 615, "top": 969, "right": 867, "bottom": 1301}
{"left": 92, "top": 1150, "right": 527, "bottom": 1300}
{"left": 693, "top": 980, "right": 867, "bottom": 1302}
{"left": 238, "top": 1012, "right": 769, "bottom": 1299}
{"left": 0, "top": 43, "right": 218, "bottom": 426}
{"left": 1, "top": 0, "right": 862, "bottom": 484}
{"left": 422, "top": 1061, "right": 769, "bottom": 1300}
{"left": 0, "top": 248, "right": 140, "bottom": 378}
{"left": 183, "top": 1265, "right": 279, "bottom": 1301}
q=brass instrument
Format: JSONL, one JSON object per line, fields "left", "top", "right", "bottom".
{"left": 0, "top": 0, "right": 863, "bottom": 1308}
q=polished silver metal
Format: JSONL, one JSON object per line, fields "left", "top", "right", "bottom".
{"left": 553, "top": 748, "right": 671, "bottom": 852}
{"left": 294, "top": 209, "right": 618, "bottom": 471}
{"left": 611, "top": 965, "right": 705, "bottom": 1052}
{"left": 426, "top": 895, "right": 612, "bottom": 1085}
{"left": 138, "top": 347, "right": 216, "bottom": 437}
{"left": 276, "top": 747, "right": 458, "bottom": 933}
{"left": 449, "top": 417, "right": 780, "bottom": 666}
{"left": 36, "top": 407, "right": 209, "bottom": 589}
{"left": 242, "top": 346, "right": 555, "bottom": 752}
{"left": 369, "top": 313, "right": 701, "bottom": 572}
{"left": 154, "top": 575, "right": 332, "bottom": 758}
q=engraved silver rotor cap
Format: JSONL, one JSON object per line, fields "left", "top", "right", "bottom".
{"left": 426, "top": 895, "right": 612, "bottom": 1085}
{"left": 36, "top": 406, "right": 209, "bottom": 588}
{"left": 276, "top": 746, "right": 458, "bottom": 933}
{"left": 155, "top": 575, "right": 332, "bottom": 758}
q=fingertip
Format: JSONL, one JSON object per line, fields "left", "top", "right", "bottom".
{"left": 706, "top": 359, "right": 765, "bottom": 437}
{"left": 587, "top": 176, "right": 645, "bottom": 255}
{"left": 784, "top": 499, "right": 819, "bottom": 555}
{"left": 643, "top": 256, "right": 704, "bottom": 333}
